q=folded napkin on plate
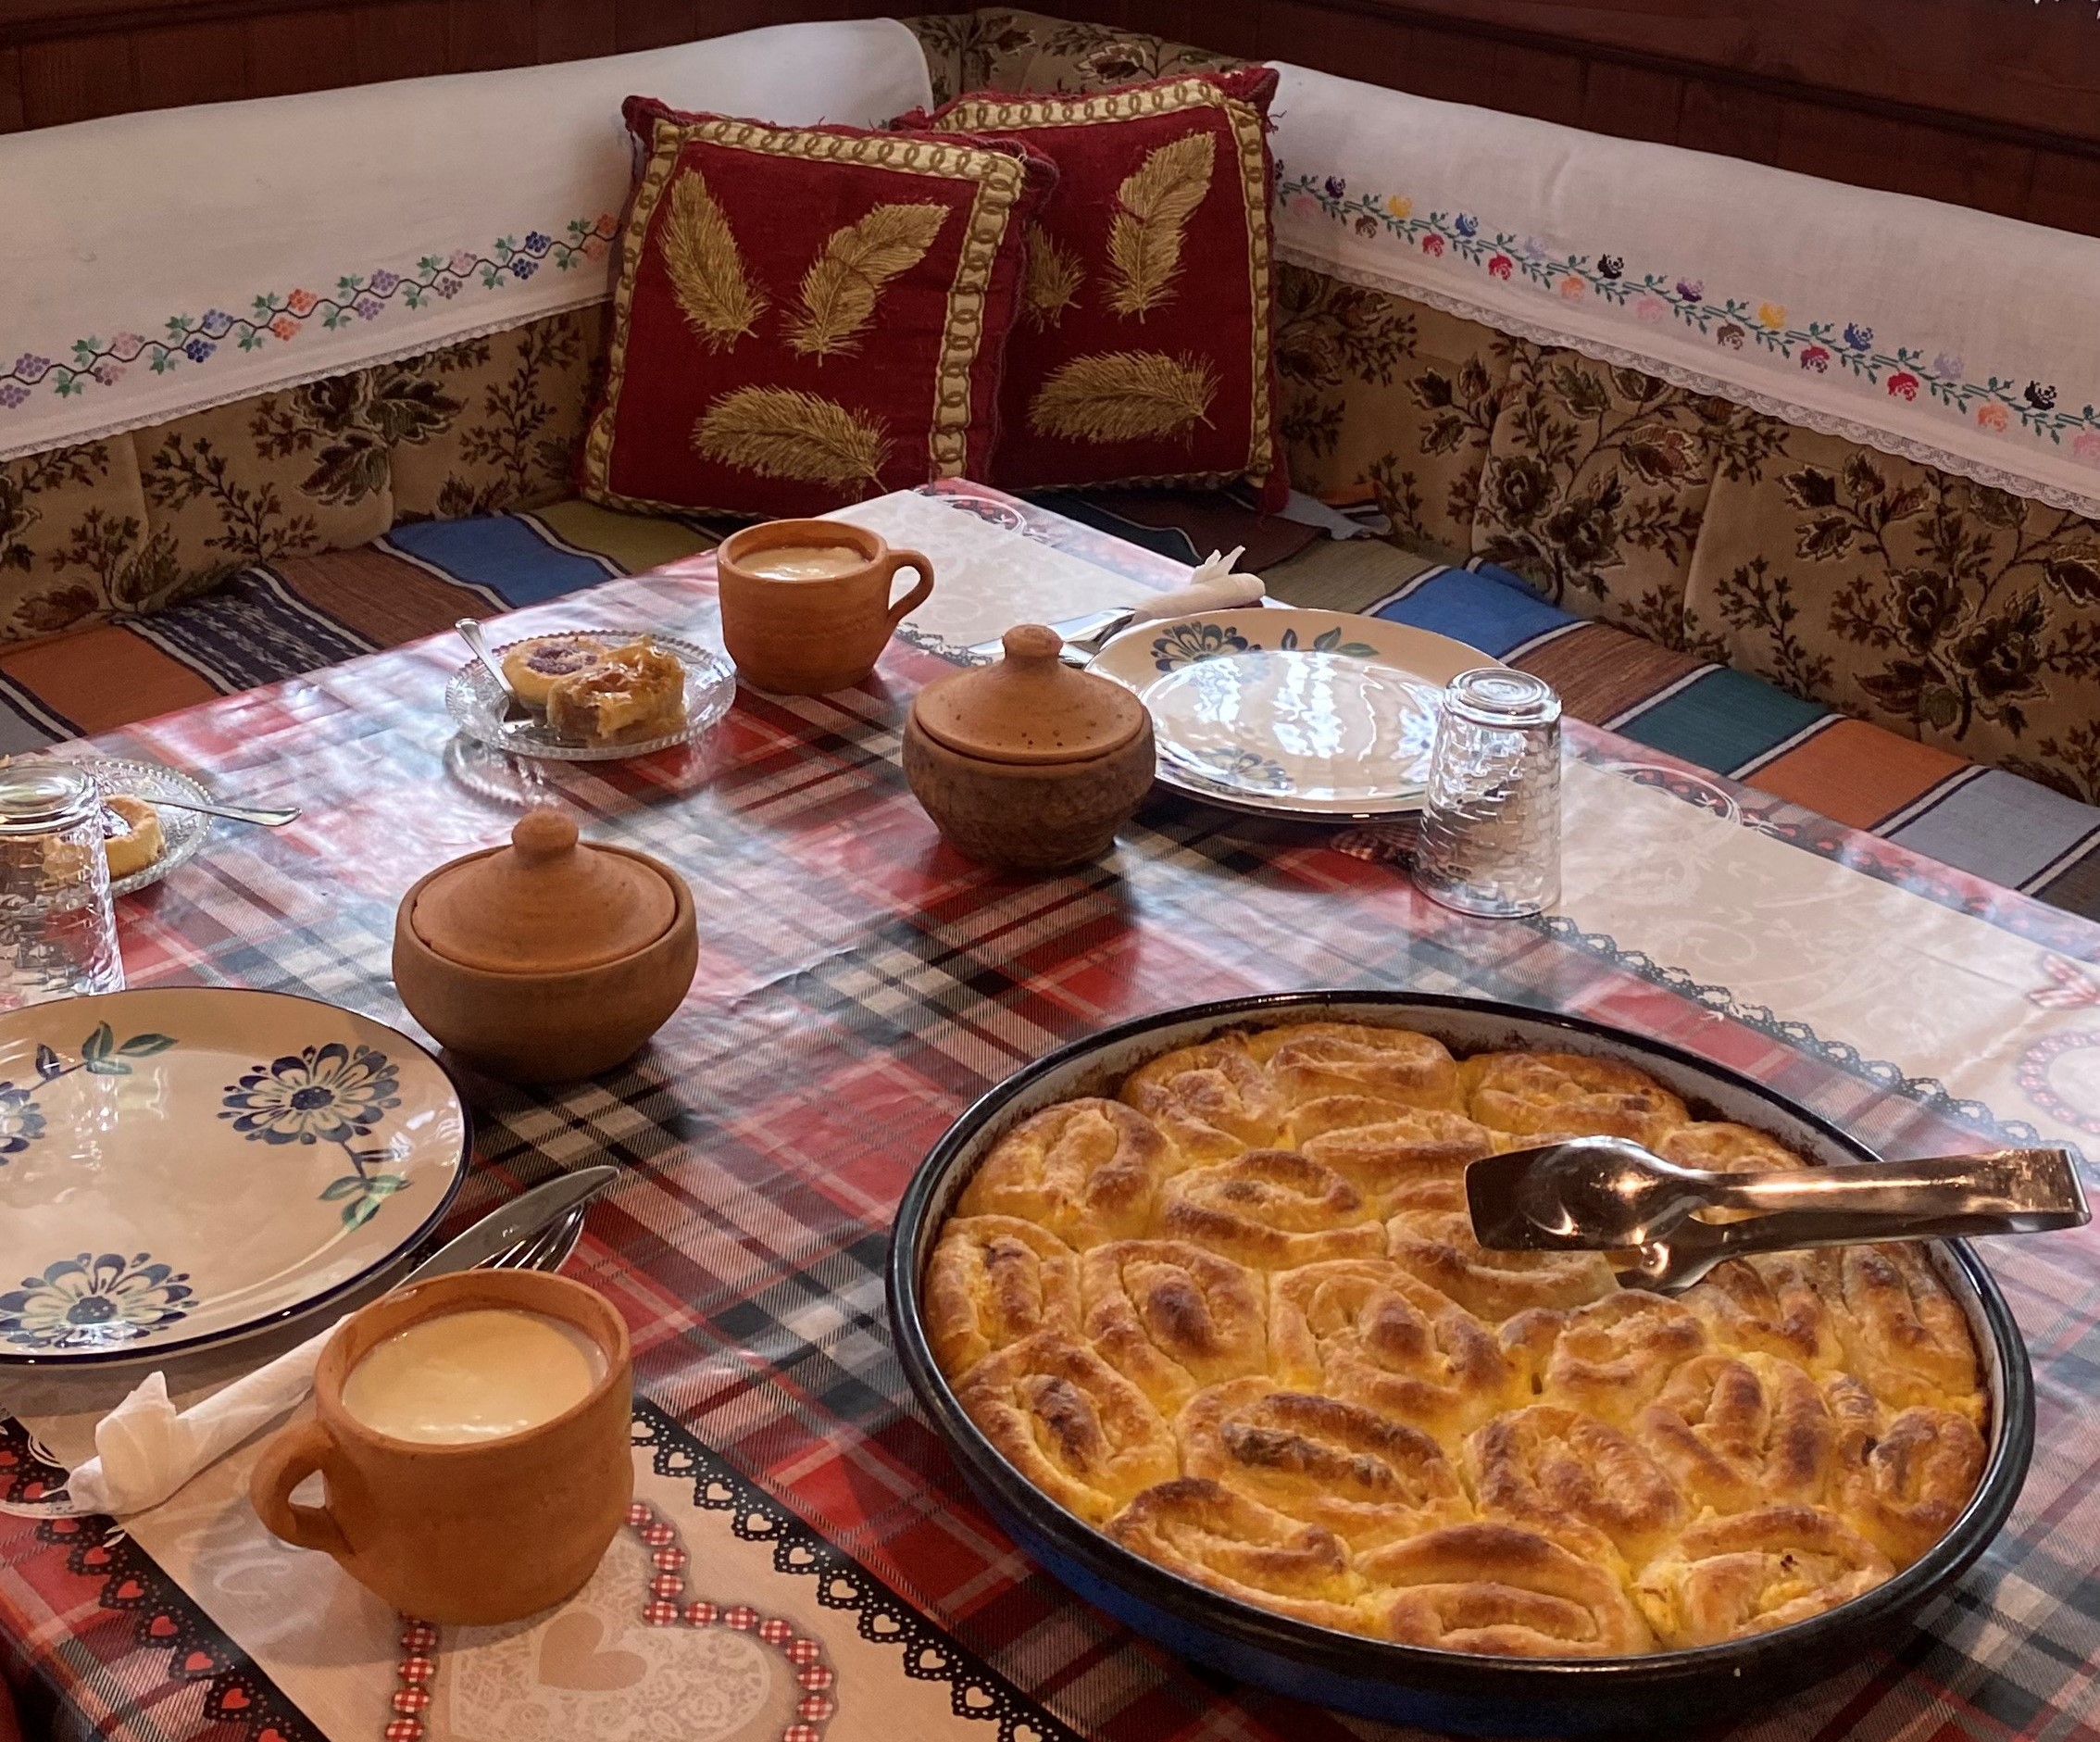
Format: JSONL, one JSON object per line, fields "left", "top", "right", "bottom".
{"left": 1124, "top": 546, "right": 1266, "bottom": 622}
{"left": 6, "top": 1321, "right": 334, "bottom": 1517}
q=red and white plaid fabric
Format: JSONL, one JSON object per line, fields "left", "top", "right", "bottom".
{"left": 4, "top": 486, "right": 2099, "bottom": 1742}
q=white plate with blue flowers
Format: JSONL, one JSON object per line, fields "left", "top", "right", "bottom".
{"left": 1090, "top": 608, "right": 1497, "bottom": 820}
{"left": 0, "top": 987, "right": 468, "bottom": 1366}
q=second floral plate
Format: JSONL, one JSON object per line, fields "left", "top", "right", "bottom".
{"left": 0, "top": 987, "right": 468, "bottom": 1367}
{"left": 1089, "top": 608, "right": 1496, "bottom": 820}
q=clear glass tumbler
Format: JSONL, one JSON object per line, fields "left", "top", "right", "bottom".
{"left": 0, "top": 763, "right": 123, "bottom": 1009}
{"left": 1413, "top": 668, "right": 1562, "bottom": 918}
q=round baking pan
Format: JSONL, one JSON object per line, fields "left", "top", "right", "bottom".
{"left": 887, "top": 991, "right": 2033, "bottom": 1737}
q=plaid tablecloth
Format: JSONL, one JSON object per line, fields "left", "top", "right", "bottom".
{"left": 5, "top": 484, "right": 2100, "bottom": 1742}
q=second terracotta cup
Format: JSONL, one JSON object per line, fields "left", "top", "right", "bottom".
{"left": 249, "top": 1270, "right": 632, "bottom": 1625}
{"left": 717, "top": 519, "right": 933, "bottom": 695}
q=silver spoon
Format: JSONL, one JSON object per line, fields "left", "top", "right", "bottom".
{"left": 106, "top": 794, "right": 299, "bottom": 829}
{"left": 1466, "top": 1134, "right": 2089, "bottom": 1295}
{"left": 455, "top": 618, "right": 538, "bottom": 729}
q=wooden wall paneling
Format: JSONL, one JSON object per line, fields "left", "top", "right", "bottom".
{"left": 1120, "top": 0, "right": 1197, "bottom": 44}
{"left": 446, "top": 0, "right": 534, "bottom": 71}
{"left": 1580, "top": 57, "right": 1682, "bottom": 147}
{"left": 1376, "top": 19, "right": 1495, "bottom": 107}
{"left": 18, "top": 31, "right": 138, "bottom": 125}
{"left": 130, "top": 17, "right": 246, "bottom": 110}
{"left": 351, "top": 1, "right": 448, "bottom": 82}
{"left": 1259, "top": 0, "right": 1408, "bottom": 92}
{"left": 1201, "top": 0, "right": 1262, "bottom": 61}
{"left": 611, "top": 0, "right": 698, "bottom": 53}
{"left": 2028, "top": 148, "right": 2100, "bottom": 237}
{"left": 533, "top": 0, "right": 617, "bottom": 64}
{"left": 244, "top": 5, "right": 357, "bottom": 97}
{"left": 1773, "top": 100, "right": 2037, "bottom": 220}
{"left": 1674, "top": 77, "right": 1783, "bottom": 164}
{"left": 1286, "top": 0, "right": 2100, "bottom": 147}
{"left": 0, "top": 46, "right": 26, "bottom": 131}
{"left": 1488, "top": 36, "right": 1583, "bottom": 127}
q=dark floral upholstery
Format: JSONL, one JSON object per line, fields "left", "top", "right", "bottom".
{"left": 1274, "top": 262, "right": 1513, "bottom": 561}
{"left": 0, "top": 307, "right": 602, "bottom": 644}
{"left": 1689, "top": 432, "right": 2100, "bottom": 798}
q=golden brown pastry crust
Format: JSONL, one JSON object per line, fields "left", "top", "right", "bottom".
{"left": 931, "top": 1022, "right": 1984, "bottom": 1661}
{"left": 1119, "top": 1034, "right": 1287, "bottom": 1160}
{"left": 923, "top": 1216, "right": 1081, "bottom": 1381}
{"left": 544, "top": 637, "right": 687, "bottom": 744}
{"left": 1386, "top": 1208, "right": 1618, "bottom": 1319}
{"left": 1081, "top": 1240, "right": 1269, "bottom": 1410}
{"left": 1634, "top": 1352, "right": 1834, "bottom": 1513}
{"left": 1179, "top": 1380, "right": 1469, "bottom": 1549}
{"left": 1632, "top": 1504, "right": 1893, "bottom": 1647}
{"left": 1461, "top": 1051, "right": 1689, "bottom": 1147}
{"left": 1464, "top": 1405, "right": 1685, "bottom": 1569}
{"left": 1244, "top": 1022, "right": 1464, "bottom": 1112}
{"left": 953, "top": 1332, "right": 1176, "bottom": 1523}
{"left": 1824, "top": 1374, "right": 1985, "bottom": 1562}
{"left": 1294, "top": 1107, "right": 1494, "bottom": 1214}
{"left": 1362, "top": 1523, "right": 1655, "bottom": 1656}
{"left": 1105, "top": 1478, "right": 1368, "bottom": 1633}
{"left": 1157, "top": 1149, "right": 1385, "bottom": 1269}
{"left": 1269, "top": 1259, "right": 1519, "bottom": 1440}
{"left": 956, "top": 1099, "right": 1173, "bottom": 1247}
{"left": 501, "top": 633, "right": 609, "bottom": 707}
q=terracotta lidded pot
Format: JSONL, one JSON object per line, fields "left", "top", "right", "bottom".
{"left": 903, "top": 624, "right": 1156, "bottom": 870}
{"left": 392, "top": 807, "right": 697, "bottom": 1082}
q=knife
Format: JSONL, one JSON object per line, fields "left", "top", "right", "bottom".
{"left": 402, "top": 1165, "right": 619, "bottom": 1282}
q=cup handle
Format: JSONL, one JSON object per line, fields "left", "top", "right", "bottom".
{"left": 250, "top": 1418, "right": 350, "bottom": 1557}
{"left": 881, "top": 550, "right": 935, "bottom": 628}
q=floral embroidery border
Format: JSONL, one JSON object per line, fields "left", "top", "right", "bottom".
{"left": 0, "top": 217, "right": 619, "bottom": 413}
{"left": 1276, "top": 169, "right": 2100, "bottom": 465}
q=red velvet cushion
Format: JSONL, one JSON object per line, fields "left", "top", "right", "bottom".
{"left": 908, "top": 69, "right": 1286, "bottom": 509}
{"left": 581, "top": 97, "right": 1054, "bottom": 518}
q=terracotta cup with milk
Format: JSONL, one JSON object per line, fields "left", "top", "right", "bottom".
{"left": 249, "top": 1270, "right": 632, "bottom": 1624}
{"left": 717, "top": 519, "right": 933, "bottom": 695}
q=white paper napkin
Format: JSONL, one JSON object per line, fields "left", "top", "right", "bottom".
{"left": 1123, "top": 547, "right": 1267, "bottom": 621}
{"left": 3, "top": 1320, "right": 336, "bottom": 1517}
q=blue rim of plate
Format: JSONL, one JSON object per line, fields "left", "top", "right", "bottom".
{"left": 0, "top": 987, "right": 472, "bottom": 1368}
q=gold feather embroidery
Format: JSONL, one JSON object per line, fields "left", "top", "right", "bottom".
{"left": 1021, "top": 224, "right": 1085, "bottom": 332}
{"left": 1105, "top": 132, "right": 1216, "bottom": 320}
{"left": 787, "top": 202, "right": 951, "bottom": 359}
{"left": 693, "top": 386, "right": 892, "bottom": 494}
{"left": 1028, "top": 351, "right": 1218, "bottom": 445}
{"left": 659, "top": 170, "right": 766, "bottom": 353}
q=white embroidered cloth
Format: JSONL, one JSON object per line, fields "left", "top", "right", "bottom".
{"left": 1268, "top": 62, "right": 2100, "bottom": 519}
{"left": 0, "top": 20, "right": 932, "bottom": 460}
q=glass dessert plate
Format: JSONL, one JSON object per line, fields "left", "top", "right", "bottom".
{"left": 66, "top": 755, "right": 215, "bottom": 896}
{"left": 444, "top": 631, "right": 735, "bottom": 762}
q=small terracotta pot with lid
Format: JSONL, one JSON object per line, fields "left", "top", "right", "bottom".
{"left": 393, "top": 808, "right": 697, "bottom": 1082}
{"left": 903, "top": 624, "right": 1156, "bottom": 870}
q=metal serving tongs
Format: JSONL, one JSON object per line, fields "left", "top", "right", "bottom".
{"left": 1465, "top": 1136, "right": 2091, "bottom": 1295}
